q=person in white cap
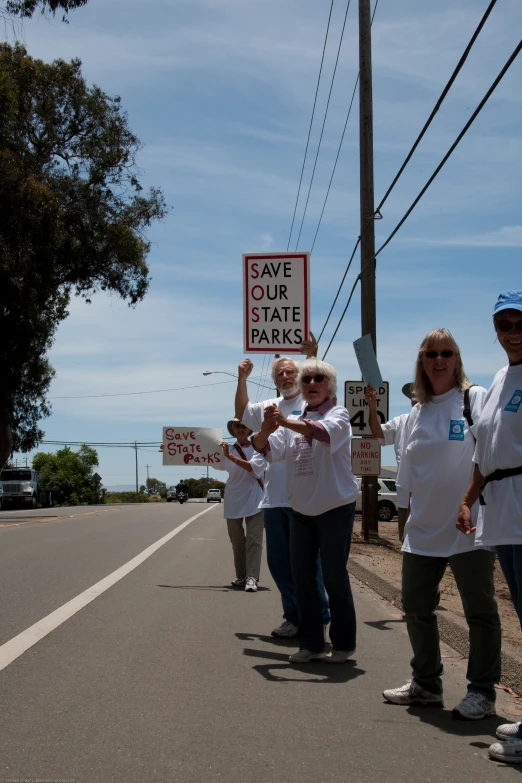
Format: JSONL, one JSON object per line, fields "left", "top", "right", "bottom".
{"left": 215, "top": 418, "right": 264, "bottom": 592}
{"left": 457, "top": 291, "right": 522, "bottom": 764}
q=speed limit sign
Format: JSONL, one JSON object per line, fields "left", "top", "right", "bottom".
{"left": 344, "top": 381, "right": 389, "bottom": 437}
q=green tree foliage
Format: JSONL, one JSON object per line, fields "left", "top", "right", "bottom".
{"left": 185, "top": 477, "right": 226, "bottom": 499}
{"left": 146, "top": 477, "right": 167, "bottom": 498}
{"left": 104, "top": 491, "right": 149, "bottom": 504}
{"left": 32, "top": 444, "right": 102, "bottom": 505}
{"left": 4, "top": 0, "right": 88, "bottom": 20}
{"left": 0, "top": 44, "right": 167, "bottom": 457}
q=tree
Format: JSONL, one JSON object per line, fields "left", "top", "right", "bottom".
{"left": 3, "top": 0, "right": 88, "bottom": 20}
{"left": 146, "top": 477, "right": 167, "bottom": 498}
{"left": 32, "top": 444, "right": 101, "bottom": 505}
{"left": 0, "top": 44, "right": 167, "bottom": 463}
{"left": 185, "top": 477, "right": 226, "bottom": 499}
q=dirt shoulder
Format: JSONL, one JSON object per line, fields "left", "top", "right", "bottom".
{"left": 351, "top": 516, "right": 522, "bottom": 652}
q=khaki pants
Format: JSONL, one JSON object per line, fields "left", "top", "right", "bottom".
{"left": 226, "top": 511, "right": 264, "bottom": 581}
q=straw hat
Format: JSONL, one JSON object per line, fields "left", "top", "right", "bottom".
{"left": 402, "top": 382, "right": 416, "bottom": 400}
{"left": 226, "top": 418, "right": 253, "bottom": 438}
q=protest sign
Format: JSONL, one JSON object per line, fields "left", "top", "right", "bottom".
{"left": 243, "top": 252, "right": 310, "bottom": 353}
{"left": 353, "top": 333, "right": 383, "bottom": 388}
{"left": 162, "top": 427, "right": 223, "bottom": 467}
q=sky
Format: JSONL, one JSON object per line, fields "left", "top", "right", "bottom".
{"left": 9, "top": 0, "right": 522, "bottom": 489}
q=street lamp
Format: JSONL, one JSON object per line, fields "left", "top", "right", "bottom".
{"left": 202, "top": 371, "right": 237, "bottom": 378}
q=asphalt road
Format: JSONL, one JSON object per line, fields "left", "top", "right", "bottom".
{"left": 1, "top": 503, "right": 520, "bottom": 783}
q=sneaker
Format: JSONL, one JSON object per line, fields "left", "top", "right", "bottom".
{"left": 383, "top": 680, "right": 444, "bottom": 706}
{"left": 231, "top": 578, "right": 246, "bottom": 588}
{"left": 497, "top": 720, "right": 522, "bottom": 740}
{"left": 271, "top": 621, "right": 298, "bottom": 638}
{"left": 489, "top": 739, "right": 522, "bottom": 764}
{"left": 245, "top": 577, "right": 258, "bottom": 592}
{"left": 452, "top": 692, "right": 496, "bottom": 720}
{"left": 324, "top": 648, "right": 355, "bottom": 664}
{"left": 289, "top": 649, "right": 326, "bottom": 664}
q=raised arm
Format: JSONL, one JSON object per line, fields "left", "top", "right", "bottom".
{"left": 235, "top": 359, "right": 254, "bottom": 421}
{"left": 365, "top": 385, "right": 384, "bottom": 440}
{"left": 220, "top": 442, "right": 253, "bottom": 473}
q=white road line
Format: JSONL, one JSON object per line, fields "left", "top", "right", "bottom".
{"left": 0, "top": 505, "right": 216, "bottom": 672}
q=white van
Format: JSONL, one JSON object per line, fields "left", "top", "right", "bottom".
{"left": 207, "top": 489, "right": 222, "bottom": 503}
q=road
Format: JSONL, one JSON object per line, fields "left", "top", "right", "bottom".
{"left": 0, "top": 502, "right": 520, "bottom": 783}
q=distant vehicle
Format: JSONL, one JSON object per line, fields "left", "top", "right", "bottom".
{"left": 355, "top": 477, "right": 398, "bottom": 522}
{"left": 207, "top": 489, "right": 222, "bottom": 503}
{"left": 0, "top": 468, "right": 53, "bottom": 509}
{"left": 0, "top": 482, "right": 3, "bottom": 510}
{"left": 166, "top": 486, "right": 177, "bottom": 503}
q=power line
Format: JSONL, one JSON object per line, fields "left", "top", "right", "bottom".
{"left": 373, "top": 37, "right": 522, "bottom": 261}
{"left": 317, "top": 235, "right": 360, "bottom": 342}
{"left": 293, "top": 0, "right": 354, "bottom": 250}
{"left": 286, "top": 0, "right": 335, "bottom": 251}
{"left": 375, "top": 0, "right": 499, "bottom": 215}
{"left": 322, "top": 35, "right": 522, "bottom": 359}
{"left": 49, "top": 375, "right": 273, "bottom": 400}
{"left": 309, "top": 0, "right": 380, "bottom": 257}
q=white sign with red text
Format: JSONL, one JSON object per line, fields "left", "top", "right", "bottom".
{"left": 162, "top": 427, "right": 223, "bottom": 468}
{"left": 243, "top": 252, "right": 310, "bottom": 353}
{"left": 351, "top": 437, "right": 381, "bottom": 477}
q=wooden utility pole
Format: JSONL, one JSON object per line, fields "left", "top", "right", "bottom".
{"left": 359, "top": 0, "right": 378, "bottom": 539}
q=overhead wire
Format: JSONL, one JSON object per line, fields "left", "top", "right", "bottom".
{"left": 293, "top": 0, "right": 354, "bottom": 250}
{"left": 49, "top": 375, "right": 273, "bottom": 400}
{"left": 322, "top": 34, "right": 522, "bottom": 357}
{"left": 286, "top": 0, "right": 335, "bottom": 251}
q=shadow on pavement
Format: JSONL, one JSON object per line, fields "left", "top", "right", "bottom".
{"left": 364, "top": 619, "right": 405, "bottom": 631}
{"left": 157, "top": 584, "right": 271, "bottom": 592}
{"left": 235, "top": 632, "right": 297, "bottom": 646}
{"left": 242, "top": 646, "right": 366, "bottom": 684}
{"left": 402, "top": 703, "right": 506, "bottom": 742}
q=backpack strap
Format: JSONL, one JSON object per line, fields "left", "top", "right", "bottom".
{"left": 463, "top": 385, "right": 475, "bottom": 428}
{"left": 233, "top": 444, "right": 264, "bottom": 491}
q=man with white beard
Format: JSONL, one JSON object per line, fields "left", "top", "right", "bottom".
{"left": 235, "top": 345, "right": 330, "bottom": 638}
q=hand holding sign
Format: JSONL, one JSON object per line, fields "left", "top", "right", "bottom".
{"left": 301, "top": 330, "right": 318, "bottom": 358}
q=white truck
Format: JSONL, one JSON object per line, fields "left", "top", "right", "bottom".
{"left": 0, "top": 468, "right": 53, "bottom": 509}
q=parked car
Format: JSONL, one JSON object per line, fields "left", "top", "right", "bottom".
{"left": 355, "top": 477, "right": 398, "bottom": 522}
{"left": 166, "top": 486, "right": 177, "bottom": 503}
{"left": 207, "top": 489, "right": 222, "bottom": 503}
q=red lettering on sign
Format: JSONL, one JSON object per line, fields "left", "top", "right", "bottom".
{"left": 251, "top": 285, "right": 264, "bottom": 301}
{"left": 251, "top": 263, "right": 259, "bottom": 279}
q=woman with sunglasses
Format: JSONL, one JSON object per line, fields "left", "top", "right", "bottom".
{"left": 252, "top": 358, "right": 358, "bottom": 664}
{"left": 384, "top": 328, "right": 501, "bottom": 721}
{"left": 457, "top": 291, "right": 522, "bottom": 764}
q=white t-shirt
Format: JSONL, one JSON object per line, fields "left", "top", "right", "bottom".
{"left": 474, "top": 364, "right": 522, "bottom": 546}
{"left": 265, "top": 404, "right": 358, "bottom": 516}
{"left": 215, "top": 442, "right": 264, "bottom": 519}
{"left": 397, "top": 386, "right": 487, "bottom": 557}
{"left": 379, "top": 412, "right": 411, "bottom": 508}
{"left": 242, "top": 394, "right": 305, "bottom": 508}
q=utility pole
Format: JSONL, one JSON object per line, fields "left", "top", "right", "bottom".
{"left": 145, "top": 464, "right": 151, "bottom": 483}
{"left": 274, "top": 353, "right": 280, "bottom": 396}
{"left": 134, "top": 441, "right": 139, "bottom": 496}
{"left": 359, "top": 0, "right": 378, "bottom": 540}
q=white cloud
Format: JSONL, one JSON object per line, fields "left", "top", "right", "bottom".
{"left": 407, "top": 225, "right": 522, "bottom": 248}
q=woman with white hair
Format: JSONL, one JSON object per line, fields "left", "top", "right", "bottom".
{"left": 252, "top": 358, "right": 358, "bottom": 664}
{"left": 384, "top": 328, "right": 501, "bottom": 721}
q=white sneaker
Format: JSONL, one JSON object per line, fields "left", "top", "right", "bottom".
{"left": 383, "top": 680, "right": 444, "bottom": 706}
{"left": 452, "top": 692, "right": 495, "bottom": 720}
{"left": 497, "top": 720, "right": 522, "bottom": 740}
{"left": 271, "top": 621, "right": 298, "bottom": 638}
{"left": 231, "top": 577, "right": 246, "bottom": 588}
{"left": 489, "top": 739, "right": 522, "bottom": 764}
{"left": 245, "top": 577, "right": 257, "bottom": 592}
{"left": 289, "top": 649, "right": 326, "bottom": 664}
{"left": 324, "top": 649, "right": 355, "bottom": 664}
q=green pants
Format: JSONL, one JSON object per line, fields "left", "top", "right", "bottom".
{"left": 402, "top": 549, "right": 501, "bottom": 701}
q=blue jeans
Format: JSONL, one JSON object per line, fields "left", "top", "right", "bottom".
{"left": 496, "top": 545, "right": 522, "bottom": 736}
{"left": 290, "top": 502, "right": 356, "bottom": 653}
{"left": 264, "top": 507, "right": 330, "bottom": 625}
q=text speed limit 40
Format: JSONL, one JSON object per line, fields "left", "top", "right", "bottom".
{"left": 344, "top": 381, "right": 389, "bottom": 438}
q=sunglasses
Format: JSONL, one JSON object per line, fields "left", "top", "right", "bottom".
{"left": 302, "top": 374, "right": 326, "bottom": 384}
{"left": 495, "top": 319, "right": 522, "bottom": 333}
{"left": 424, "top": 350, "right": 454, "bottom": 359}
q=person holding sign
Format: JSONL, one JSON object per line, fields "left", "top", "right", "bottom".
{"left": 384, "top": 329, "right": 501, "bottom": 721}
{"left": 252, "top": 359, "right": 358, "bottom": 664}
{"left": 236, "top": 340, "right": 331, "bottom": 640}
{"left": 456, "top": 291, "right": 522, "bottom": 764}
{"left": 365, "top": 382, "right": 418, "bottom": 540}
{"left": 215, "top": 419, "right": 265, "bottom": 593}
